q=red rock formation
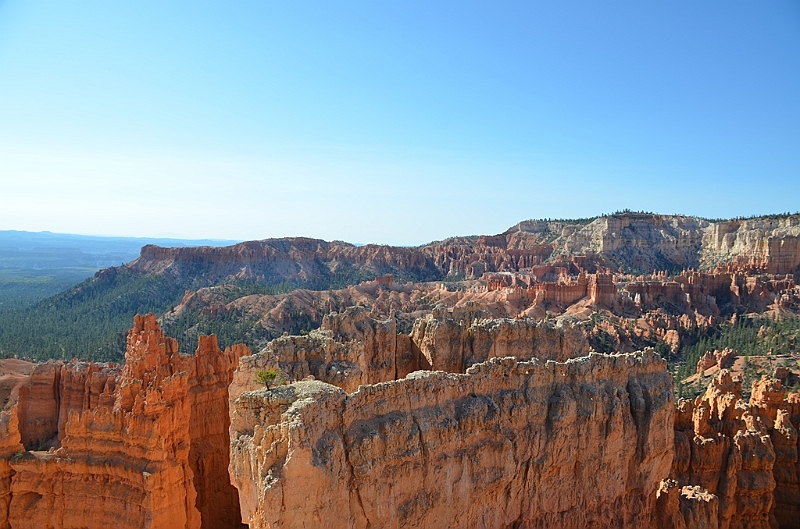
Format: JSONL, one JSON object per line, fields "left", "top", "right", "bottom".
{"left": 188, "top": 335, "right": 250, "bottom": 529}
{"left": 127, "top": 215, "right": 800, "bottom": 298}
{"left": 231, "top": 307, "right": 406, "bottom": 398}
{"left": 655, "top": 479, "right": 719, "bottom": 529}
{"left": 0, "top": 410, "right": 22, "bottom": 529}
{"left": 8, "top": 315, "right": 202, "bottom": 529}
{"left": 15, "top": 362, "right": 61, "bottom": 451}
{"left": 670, "top": 370, "right": 800, "bottom": 528}
{"left": 410, "top": 311, "right": 588, "bottom": 373}
{"left": 588, "top": 272, "right": 617, "bottom": 307}
{"left": 229, "top": 351, "right": 674, "bottom": 529}
{"left": 696, "top": 349, "right": 736, "bottom": 375}
{"left": 0, "top": 315, "right": 249, "bottom": 529}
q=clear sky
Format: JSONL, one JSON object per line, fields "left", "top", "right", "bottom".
{"left": 1, "top": 1, "right": 798, "bottom": 245}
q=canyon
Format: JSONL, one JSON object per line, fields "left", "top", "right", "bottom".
{"left": 0, "top": 309, "right": 798, "bottom": 527}
{"left": 0, "top": 212, "right": 799, "bottom": 527}
{"left": 146, "top": 213, "right": 800, "bottom": 361}
{"left": 4, "top": 213, "right": 800, "bottom": 365}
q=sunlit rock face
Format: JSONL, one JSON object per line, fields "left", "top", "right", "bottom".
{"left": 0, "top": 314, "right": 249, "bottom": 529}
{"left": 229, "top": 351, "right": 674, "bottom": 529}
{"left": 669, "top": 370, "right": 800, "bottom": 528}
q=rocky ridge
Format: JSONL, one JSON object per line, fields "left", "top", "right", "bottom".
{"left": 133, "top": 214, "right": 800, "bottom": 288}
{"left": 229, "top": 352, "right": 674, "bottom": 529}
{"left": 2, "top": 308, "right": 800, "bottom": 527}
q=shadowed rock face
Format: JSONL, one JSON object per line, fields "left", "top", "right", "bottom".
{"left": 229, "top": 351, "right": 674, "bottom": 529}
{"left": 0, "top": 315, "right": 250, "bottom": 529}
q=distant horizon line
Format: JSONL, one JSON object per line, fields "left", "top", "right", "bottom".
{"left": 2, "top": 209, "right": 799, "bottom": 248}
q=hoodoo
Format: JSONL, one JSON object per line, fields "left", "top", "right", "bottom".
{"left": 0, "top": 315, "right": 249, "bottom": 529}
{"left": 0, "top": 213, "right": 799, "bottom": 527}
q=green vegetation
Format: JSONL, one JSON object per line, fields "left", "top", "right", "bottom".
{"left": 0, "top": 265, "right": 313, "bottom": 362}
{"left": 254, "top": 368, "right": 285, "bottom": 388}
{"left": 0, "top": 267, "right": 101, "bottom": 309}
{"left": 0, "top": 268, "right": 186, "bottom": 362}
{"left": 161, "top": 302, "right": 320, "bottom": 356}
{"left": 672, "top": 315, "right": 800, "bottom": 399}
{"left": 0, "top": 253, "right": 432, "bottom": 361}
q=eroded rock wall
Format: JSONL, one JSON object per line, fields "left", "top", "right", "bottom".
{"left": 670, "top": 370, "right": 800, "bottom": 528}
{"left": 231, "top": 307, "right": 405, "bottom": 398}
{"left": 188, "top": 335, "right": 250, "bottom": 529}
{"left": 410, "top": 313, "right": 588, "bottom": 373}
{"left": 701, "top": 217, "right": 800, "bottom": 274}
{"left": 8, "top": 314, "right": 201, "bottom": 529}
{"left": 0, "top": 315, "right": 249, "bottom": 529}
{"left": 229, "top": 351, "right": 674, "bottom": 529}
{"left": 0, "top": 411, "right": 22, "bottom": 529}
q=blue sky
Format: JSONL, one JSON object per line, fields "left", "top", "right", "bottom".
{"left": 1, "top": 1, "right": 798, "bottom": 245}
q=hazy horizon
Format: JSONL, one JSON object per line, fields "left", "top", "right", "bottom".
{"left": 4, "top": 209, "right": 800, "bottom": 249}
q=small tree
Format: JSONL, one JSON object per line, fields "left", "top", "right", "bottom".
{"left": 255, "top": 368, "right": 285, "bottom": 388}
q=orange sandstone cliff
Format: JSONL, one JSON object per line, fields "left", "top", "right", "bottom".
{"left": 0, "top": 315, "right": 249, "bottom": 529}
{"left": 6, "top": 308, "right": 800, "bottom": 527}
{"left": 670, "top": 370, "right": 800, "bottom": 528}
{"left": 229, "top": 351, "right": 675, "bottom": 528}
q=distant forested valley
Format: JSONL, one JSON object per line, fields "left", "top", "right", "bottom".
{"left": 0, "top": 231, "right": 237, "bottom": 360}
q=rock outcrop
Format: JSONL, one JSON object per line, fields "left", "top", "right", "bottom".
{"left": 231, "top": 307, "right": 407, "bottom": 397}
{"left": 231, "top": 307, "right": 589, "bottom": 401}
{"left": 410, "top": 311, "right": 588, "bottom": 373}
{"left": 701, "top": 217, "right": 800, "bottom": 274}
{"left": 229, "top": 351, "right": 674, "bottom": 528}
{"left": 655, "top": 479, "right": 719, "bottom": 529}
{"left": 671, "top": 370, "right": 800, "bottom": 528}
{"left": 130, "top": 214, "right": 800, "bottom": 295}
{"left": 188, "top": 335, "right": 250, "bottom": 529}
{"left": 0, "top": 315, "right": 249, "bottom": 529}
{"left": 696, "top": 349, "right": 736, "bottom": 375}
{"left": 0, "top": 411, "right": 22, "bottom": 529}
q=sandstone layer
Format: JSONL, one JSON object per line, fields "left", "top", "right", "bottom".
{"left": 231, "top": 306, "right": 589, "bottom": 398}
{"left": 0, "top": 315, "right": 249, "bottom": 529}
{"left": 229, "top": 351, "right": 674, "bottom": 529}
{"left": 409, "top": 309, "right": 589, "bottom": 373}
{"left": 671, "top": 370, "right": 800, "bottom": 528}
{"left": 131, "top": 214, "right": 800, "bottom": 293}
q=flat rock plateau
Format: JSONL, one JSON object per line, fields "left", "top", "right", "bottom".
{"left": 1, "top": 212, "right": 800, "bottom": 528}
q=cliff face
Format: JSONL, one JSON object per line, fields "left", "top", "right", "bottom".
{"left": 230, "top": 307, "right": 404, "bottom": 397}
{"left": 0, "top": 315, "right": 249, "bottom": 529}
{"left": 231, "top": 307, "right": 588, "bottom": 402}
{"left": 410, "top": 311, "right": 588, "bottom": 373}
{"left": 188, "top": 335, "right": 250, "bottom": 529}
{"left": 546, "top": 214, "right": 709, "bottom": 272}
{"left": 131, "top": 238, "right": 443, "bottom": 285}
{"left": 671, "top": 370, "right": 800, "bottom": 529}
{"left": 701, "top": 217, "right": 800, "bottom": 274}
{"left": 229, "top": 351, "right": 674, "bottom": 529}
{"left": 0, "top": 411, "right": 22, "bottom": 529}
{"left": 505, "top": 213, "right": 800, "bottom": 276}
{"left": 8, "top": 314, "right": 201, "bottom": 529}
{"left": 130, "top": 215, "right": 800, "bottom": 293}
